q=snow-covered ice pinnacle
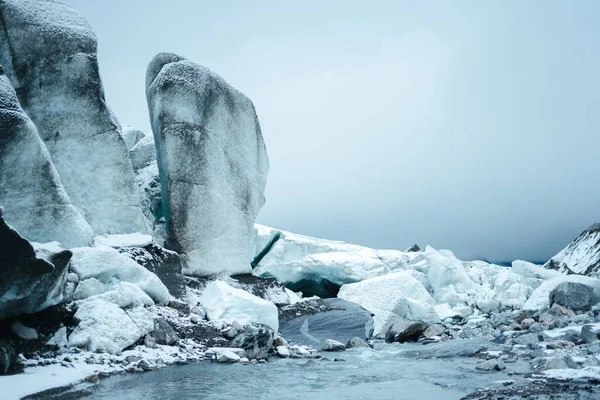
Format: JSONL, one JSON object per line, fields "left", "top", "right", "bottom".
{"left": 0, "top": 73, "right": 94, "bottom": 247}
{"left": 146, "top": 53, "right": 269, "bottom": 276}
{"left": 0, "top": 0, "right": 148, "bottom": 235}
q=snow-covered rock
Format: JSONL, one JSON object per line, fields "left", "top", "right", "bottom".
{"left": 522, "top": 274, "right": 600, "bottom": 311}
{"left": 68, "top": 299, "right": 145, "bottom": 354}
{"left": 338, "top": 271, "right": 436, "bottom": 337}
{"left": 0, "top": 0, "right": 148, "bottom": 236}
{"left": 0, "top": 213, "right": 72, "bottom": 319}
{"left": 0, "top": 72, "right": 93, "bottom": 247}
{"left": 545, "top": 223, "right": 600, "bottom": 277}
{"left": 69, "top": 245, "right": 170, "bottom": 305}
{"left": 199, "top": 281, "right": 278, "bottom": 335}
{"left": 146, "top": 52, "right": 269, "bottom": 276}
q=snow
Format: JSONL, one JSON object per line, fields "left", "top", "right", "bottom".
{"left": 522, "top": 275, "right": 600, "bottom": 310}
{"left": 93, "top": 233, "right": 153, "bottom": 248}
{"left": 545, "top": 224, "right": 600, "bottom": 276}
{"left": 146, "top": 53, "right": 268, "bottom": 277}
{"left": 47, "top": 326, "right": 68, "bottom": 348}
{"left": 68, "top": 299, "right": 146, "bottom": 354}
{"left": 434, "top": 303, "right": 460, "bottom": 320}
{"left": 511, "top": 260, "right": 560, "bottom": 280}
{"left": 200, "top": 280, "right": 279, "bottom": 335}
{"left": 70, "top": 245, "right": 170, "bottom": 304}
{"left": 540, "top": 366, "right": 600, "bottom": 381}
{"left": 338, "top": 271, "right": 436, "bottom": 336}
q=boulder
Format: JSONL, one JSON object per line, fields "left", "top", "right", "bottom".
{"left": 0, "top": 71, "right": 93, "bottom": 247}
{"left": 581, "top": 324, "right": 600, "bottom": 344}
{"left": 385, "top": 321, "right": 428, "bottom": 343}
{"left": 0, "top": 0, "right": 148, "bottom": 235}
{"left": 549, "top": 281, "right": 595, "bottom": 312}
{"left": 346, "top": 337, "right": 370, "bottom": 349}
{"left": 146, "top": 52, "right": 269, "bottom": 276}
{"left": 423, "top": 324, "right": 445, "bottom": 339}
{"left": 11, "top": 321, "right": 38, "bottom": 340}
{"left": 0, "top": 217, "right": 72, "bottom": 319}
{"left": 231, "top": 324, "right": 274, "bottom": 360}
{"left": 279, "top": 298, "right": 374, "bottom": 346}
{"left": 475, "top": 359, "right": 506, "bottom": 371}
{"left": 523, "top": 275, "right": 600, "bottom": 311}
{"left": 541, "top": 355, "right": 578, "bottom": 370}
{"left": 321, "top": 339, "right": 346, "bottom": 352}
{"left": 0, "top": 340, "right": 18, "bottom": 375}
{"left": 153, "top": 318, "right": 179, "bottom": 345}
{"left": 200, "top": 281, "right": 279, "bottom": 335}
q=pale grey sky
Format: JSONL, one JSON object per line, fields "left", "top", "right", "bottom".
{"left": 66, "top": 0, "right": 600, "bottom": 262}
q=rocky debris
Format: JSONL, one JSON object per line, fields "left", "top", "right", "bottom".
{"left": 545, "top": 223, "right": 600, "bottom": 277}
{"left": 321, "top": 339, "right": 346, "bottom": 352}
{"left": 0, "top": 215, "right": 72, "bottom": 319}
{"left": 0, "top": 0, "right": 148, "bottom": 235}
{"left": 153, "top": 318, "right": 179, "bottom": 345}
{"left": 231, "top": 324, "right": 274, "bottom": 360}
{"left": 581, "top": 325, "right": 600, "bottom": 344}
{"left": 464, "top": 381, "right": 600, "bottom": 400}
{"left": 10, "top": 321, "right": 38, "bottom": 340}
{"left": 520, "top": 318, "right": 535, "bottom": 330}
{"left": 549, "top": 281, "right": 595, "bottom": 312}
{"left": 229, "top": 274, "right": 297, "bottom": 306}
{"left": 0, "top": 340, "right": 18, "bottom": 375}
{"left": 475, "top": 359, "right": 506, "bottom": 371}
{"left": 279, "top": 298, "right": 373, "bottom": 346}
{"left": 0, "top": 73, "right": 94, "bottom": 247}
{"left": 119, "top": 243, "right": 186, "bottom": 299}
{"left": 146, "top": 52, "right": 269, "bottom": 277}
{"left": 346, "top": 337, "right": 370, "bottom": 349}
{"left": 385, "top": 321, "right": 429, "bottom": 343}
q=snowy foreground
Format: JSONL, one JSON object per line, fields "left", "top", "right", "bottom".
{"left": 2, "top": 226, "right": 600, "bottom": 399}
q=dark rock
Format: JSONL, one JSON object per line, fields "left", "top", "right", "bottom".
{"left": 231, "top": 324, "right": 274, "bottom": 360}
{"left": 230, "top": 274, "right": 293, "bottom": 306}
{"left": 153, "top": 318, "right": 179, "bottom": 345}
{"left": 119, "top": 244, "right": 186, "bottom": 298}
{"left": 167, "top": 300, "right": 190, "bottom": 315}
{"left": 279, "top": 298, "right": 373, "bottom": 346}
{"left": 549, "top": 281, "right": 594, "bottom": 312}
{"left": 406, "top": 244, "right": 421, "bottom": 252}
{"left": 581, "top": 324, "right": 600, "bottom": 343}
{"left": 0, "top": 340, "right": 18, "bottom": 375}
{"left": 0, "top": 211, "right": 72, "bottom": 319}
{"left": 550, "top": 303, "right": 575, "bottom": 317}
{"left": 137, "top": 359, "right": 154, "bottom": 371}
{"left": 386, "top": 321, "right": 428, "bottom": 344}
{"left": 514, "top": 333, "right": 542, "bottom": 347}
{"left": 346, "top": 337, "right": 370, "bottom": 349}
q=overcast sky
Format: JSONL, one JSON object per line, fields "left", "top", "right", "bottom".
{"left": 65, "top": 0, "right": 600, "bottom": 262}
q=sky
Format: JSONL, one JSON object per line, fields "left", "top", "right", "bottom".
{"left": 65, "top": 0, "right": 600, "bottom": 263}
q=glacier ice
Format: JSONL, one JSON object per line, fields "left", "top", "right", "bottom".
{"left": 200, "top": 280, "right": 279, "bottom": 335}
{"left": 0, "top": 73, "right": 94, "bottom": 247}
{"left": 121, "top": 125, "right": 146, "bottom": 151}
{"left": 146, "top": 53, "right": 269, "bottom": 276}
{"left": 0, "top": 0, "right": 148, "bottom": 235}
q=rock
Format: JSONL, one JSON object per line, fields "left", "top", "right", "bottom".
{"left": 423, "top": 324, "right": 445, "bottom": 339}
{"left": 406, "top": 244, "right": 421, "bottom": 252}
{"left": 523, "top": 275, "right": 600, "bottom": 311}
{"left": 273, "top": 336, "right": 288, "bottom": 347}
{"left": 279, "top": 298, "right": 373, "bottom": 346}
{"left": 514, "top": 333, "right": 542, "bottom": 347}
{"left": 190, "top": 306, "right": 206, "bottom": 319}
{"left": 216, "top": 350, "right": 242, "bottom": 363}
{"left": 137, "top": 359, "right": 154, "bottom": 372}
{"left": 144, "top": 334, "right": 157, "bottom": 349}
{"left": 168, "top": 300, "right": 190, "bottom": 315}
{"left": 68, "top": 298, "right": 144, "bottom": 354}
{"left": 0, "top": 71, "right": 94, "bottom": 247}
{"left": 346, "top": 337, "right": 370, "bottom": 349}
{"left": 231, "top": 324, "right": 274, "bottom": 360}
{"left": 0, "top": 340, "right": 18, "bottom": 375}
{"left": 11, "top": 321, "right": 38, "bottom": 340}
{"left": 153, "top": 318, "right": 179, "bottom": 345}
{"left": 520, "top": 318, "right": 535, "bottom": 330}
{"left": 476, "top": 359, "right": 506, "bottom": 371}
{"left": 545, "top": 223, "right": 600, "bottom": 276}
{"left": 229, "top": 274, "right": 297, "bottom": 306}
{"left": 146, "top": 52, "right": 269, "bottom": 276}
{"left": 550, "top": 303, "right": 576, "bottom": 318}
{"left": 321, "top": 339, "right": 346, "bottom": 352}
{"left": 119, "top": 244, "right": 186, "bottom": 299}
{"left": 385, "top": 321, "right": 428, "bottom": 343}
{"left": 546, "top": 340, "right": 575, "bottom": 350}
{"left": 549, "top": 281, "right": 595, "bottom": 312}
{"left": 0, "top": 218, "right": 72, "bottom": 319}
{"left": 542, "top": 355, "right": 578, "bottom": 370}
{"left": 122, "top": 125, "right": 146, "bottom": 150}
{"left": 276, "top": 346, "right": 290, "bottom": 358}
{"left": 581, "top": 324, "right": 600, "bottom": 343}
{"left": 0, "top": 0, "right": 148, "bottom": 235}
{"left": 200, "top": 280, "right": 279, "bottom": 335}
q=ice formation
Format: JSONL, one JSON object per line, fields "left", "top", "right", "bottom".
{"left": 146, "top": 53, "right": 269, "bottom": 276}
{"left": 0, "top": 0, "right": 148, "bottom": 235}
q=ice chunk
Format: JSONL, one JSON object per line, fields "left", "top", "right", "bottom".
{"left": 200, "top": 281, "right": 278, "bottom": 335}
{"left": 146, "top": 53, "right": 269, "bottom": 276}
{"left": 424, "top": 246, "right": 476, "bottom": 305}
{"left": 93, "top": 233, "right": 153, "bottom": 248}
{"left": 70, "top": 245, "right": 170, "bottom": 304}
{"left": 121, "top": 125, "right": 146, "bottom": 150}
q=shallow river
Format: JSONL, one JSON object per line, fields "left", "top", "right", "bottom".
{"left": 83, "top": 343, "right": 525, "bottom": 400}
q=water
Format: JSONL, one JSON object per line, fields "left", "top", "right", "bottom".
{"left": 84, "top": 343, "right": 525, "bottom": 400}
